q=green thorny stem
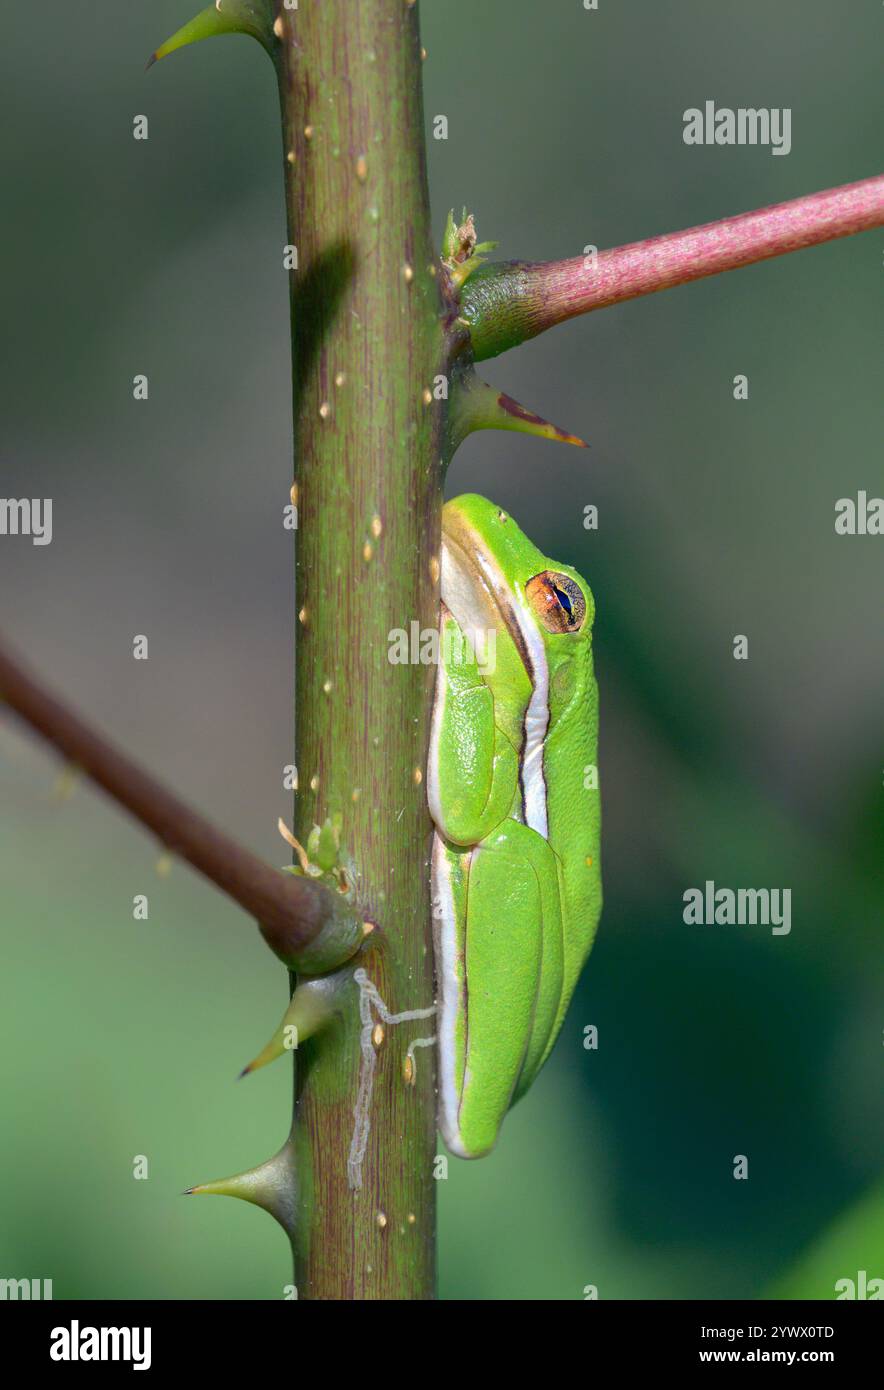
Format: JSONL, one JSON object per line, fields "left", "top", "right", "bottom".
{"left": 19, "top": 0, "right": 867, "bottom": 1301}
{"left": 275, "top": 0, "right": 444, "bottom": 1299}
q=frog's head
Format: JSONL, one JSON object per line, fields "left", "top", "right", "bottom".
{"left": 440, "top": 491, "right": 595, "bottom": 867}
{"left": 441, "top": 493, "right": 594, "bottom": 657}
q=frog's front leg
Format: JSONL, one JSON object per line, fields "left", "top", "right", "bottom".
{"left": 433, "top": 819, "right": 565, "bottom": 1158}
{"left": 427, "top": 608, "right": 519, "bottom": 845}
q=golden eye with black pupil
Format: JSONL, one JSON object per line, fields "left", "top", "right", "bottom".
{"left": 526, "top": 571, "right": 586, "bottom": 633}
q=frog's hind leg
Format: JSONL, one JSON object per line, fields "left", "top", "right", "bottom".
{"left": 432, "top": 835, "right": 472, "bottom": 1157}
{"left": 433, "top": 826, "right": 545, "bottom": 1158}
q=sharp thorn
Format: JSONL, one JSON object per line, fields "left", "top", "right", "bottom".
{"left": 182, "top": 1137, "right": 298, "bottom": 1239}
{"left": 146, "top": 2, "right": 276, "bottom": 71}
{"left": 497, "top": 391, "right": 589, "bottom": 448}
{"left": 238, "top": 973, "right": 348, "bottom": 1078}
{"left": 452, "top": 372, "right": 588, "bottom": 451}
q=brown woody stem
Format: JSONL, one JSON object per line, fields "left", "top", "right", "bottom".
{"left": 0, "top": 637, "right": 365, "bottom": 974}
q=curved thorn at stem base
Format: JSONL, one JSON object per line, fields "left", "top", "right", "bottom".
{"left": 147, "top": 0, "right": 276, "bottom": 70}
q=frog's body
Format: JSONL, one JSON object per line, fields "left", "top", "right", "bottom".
{"left": 428, "top": 494, "right": 602, "bottom": 1158}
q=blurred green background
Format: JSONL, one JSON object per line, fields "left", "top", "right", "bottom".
{"left": 1, "top": 1, "right": 881, "bottom": 1300}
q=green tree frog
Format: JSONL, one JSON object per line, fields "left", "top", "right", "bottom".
{"left": 428, "top": 494, "right": 601, "bottom": 1158}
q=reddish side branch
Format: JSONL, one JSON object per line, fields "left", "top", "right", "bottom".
{"left": 466, "top": 174, "right": 884, "bottom": 359}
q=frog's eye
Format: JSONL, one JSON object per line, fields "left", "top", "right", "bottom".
{"left": 526, "top": 571, "right": 587, "bottom": 634}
